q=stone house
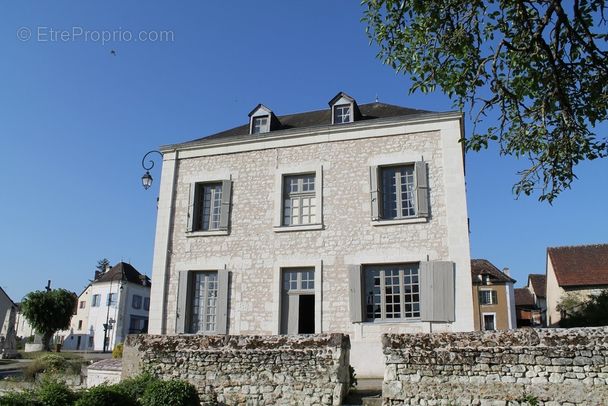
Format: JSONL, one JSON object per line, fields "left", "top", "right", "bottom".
{"left": 546, "top": 244, "right": 608, "bottom": 327}
{"left": 0, "top": 287, "right": 17, "bottom": 357}
{"left": 57, "top": 262, "right": 151, "bottom": 351}
{"left": 148, "top": 92, "right": 474, "bottom": 378}
{"left": 470, "top": 259, "right": 516, "bottom": 331}
{"left": 514, "top": 274, "right": 546, "bottom": 327}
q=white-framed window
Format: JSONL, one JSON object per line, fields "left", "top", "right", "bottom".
{"left": 106, "top": 293, "right": 117, "bottom": 306}
{"left": 283, "top": 174, "right": 316, "bottom": 226}
{"left": 132, "top": 294, "right": 142, "bottom": 309}
{"left": 79, "top": 301, "right": 86, "bottom": 309}
{"left": 370, "top": 161, "right": 429, "bottom": 222}
{"left": 252, "top": 116, "right": 269, "bottom": 134}
{"left": 77, "top": 320, "right": 83, "bottom": 330}
{"left": 482, "top": 313, "right": 496, "bottom": 331}
{"left": 187, "top": 180, "right": 232, "bottom": 234}
{"left": 143, "top": 297, "right": 150, "bottom": 311}
{"left": 333, "top": 104, "right": 351, "bottom": 124}
{"left": 91, "top": 294, "right": 101, "bottom": 307}
{"left": 364, "top": 263, "right": 420, "bottom": 321}
{"left": 189, "top": 271, "right": 219, "bottom": 334}
{"left": 479, "top": 289, "right": 498, "bottom": 305}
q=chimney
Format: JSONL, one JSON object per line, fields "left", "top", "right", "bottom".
{"left": 502, "top": 267, "right": 510, "bottom": 276}
{"left": 105, "top": 265, "right": 112, "bottom": 273}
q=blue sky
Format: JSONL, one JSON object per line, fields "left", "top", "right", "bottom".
{"left": 1, "top": 1, "right": 606, "bottom": 301}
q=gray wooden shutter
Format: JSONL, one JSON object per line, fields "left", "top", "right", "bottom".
{"left": 216, "top": 268, "right": 230, "bottom": 334}
{"left": 492, "top": 290, "right": 498, "bottom": 305}
{"left": 287, "top": 295, "right": 299, "bottom": 335}
{"left": 219, "top": 180, "right": 232, "bottom": 230}
{"left": 420, "top": 261, "right": 455, "bottom": 322}
{"left": 369, "top": 166, "right": 380, "bottom": 220}
{"left": 348, "top": 265, "right": 363, "bottom": 323}
{"left": 187, "top": 183, "right": 196, "bottom": 232}
{"left": 176, "top": 271, "right": 190, "bottom": 334}
{"left": 415, "top": 161, "right": 429, "bottom": 218}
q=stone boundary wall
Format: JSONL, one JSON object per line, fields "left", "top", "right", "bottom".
{"left": 382, "top": 327, "right": 608, "bottom": 405}
{"left": 123, "top": 333, "right": 350, "bottom": 405}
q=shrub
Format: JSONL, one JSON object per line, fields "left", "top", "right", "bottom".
{"left": 116, "top": 373, "right": 157, "bottom": 401}
{"left": 112, "top": 343, "right": 123, "bottom": 359}
{"left": 75, "top": 384, "right": 137, "bottom": 406}
{"left": 0, "top": 390, "right": 40, "bottom": 406}
{"left": 140, "top": 379, "right": 200, "bottom": 406}
{"left": 36, "top": 377, "right": 78, "bottom": 406}
{"left": 39, "top": 354, "right": 69, "bottom": 373}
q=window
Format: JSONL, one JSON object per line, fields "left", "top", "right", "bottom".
{"left": 77, "top": 320, "right": 83, "bottom": 330}
{"left": 364, "top": 264, "right": 420, "bottom": 321}
{"left": 483, "top": 313, "right": 496, "bottom": 331}
{"left": 333, "top": 104, "right": 351, "bottom": 124}
{"left": 79, "top": 301, "right": 86, "bottom": 309}
{"left": 370, "top": 161, "right": 428, "bottom": 221}
{"left": 189, "top": 272, "right": 218, "bottom": 333}
{"left": 107, "top": 293, "right": 117, "bottom": 306}
{"left": 143, "top": 297, "right": 150, "bottom": 311}
{"left": 91, "top": 294, "right": 101, "bottom": 307}
{"left": 129, "top": 316, "right": 149, "bottom": 334}
{"left": 281, "top": 268, "right": 315, "bottom": 335}
{"left": 252, "top": 116, "right": 269, "bottom": 134}
{"left": 132, "top": 295, "right": 142, "bottom": 309}
{"left": 479, "top": 290, "right": 498, "bottom": 305}
{"left": 283, "top": 174, "right": 316, "bottom": 226}
{"left": 88, "top": 336, "right": 94, "bottom": 348}
{"left": 188, "top": 180, "right": 232, "bottom": 233}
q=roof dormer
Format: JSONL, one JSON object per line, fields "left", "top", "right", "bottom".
{"left": 248, "top": 104, "right": 280, "bottom": 135}
{"left": 328, "top": 92, "right": 361, "bottom": 125}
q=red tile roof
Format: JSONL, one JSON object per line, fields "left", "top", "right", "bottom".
{"left": 548, "top": 244, "right": 608, "bottom": 287}
{"left": 528, "top": 274, "right": 546, "bottom": 298}
{"left": 471, "top": 259, "right": 516, "bottom": 284}
{"left": 514, "top": 288, "right": 536, "bottom": 307}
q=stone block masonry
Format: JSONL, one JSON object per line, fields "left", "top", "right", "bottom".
{"left": 122, "top": 333, "right": 350, "bottom": 405}
{"left": 382, "top": 327, "right": 608, "bottom": 405}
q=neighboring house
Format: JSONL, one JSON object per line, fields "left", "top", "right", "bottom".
{"left": 0, "top": 287, "right": 17, "bottom": 340}
{"left": 470, "top": 259, "right": 516, "bottom": 331}
{"left": 14, "top": 304, "right": 36, "bottom": 339}
{"left": 148, "top": 92, "right": 474, "bottom": 378}
{"left": 514, "top": 274, "right": 546, "bottom": 327}
{"left": 514, "top": 288, "right": 543, "bottom": 327}
{"left": 57, "top": 262, "right": 151, "bottom": 351}
{"left": 546, "top": 244, "right": 608, "bottom": 327}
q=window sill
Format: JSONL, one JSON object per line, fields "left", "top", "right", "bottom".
{"left": 273, "top": 224, "right": 324, "bottom": 233}
{"left": 186, "top": 230, "right": 229, "bottom": 237}
{"left": 371, "top": 217, "right": 428, "bottom": 226}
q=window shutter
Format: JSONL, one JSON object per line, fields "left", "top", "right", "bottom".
{"left": 348, "top": 265, "right": 363, "bottom": 323}
{"left": 176, "top": 271, "right": 190, "bottom": 334}
{"left": 287, "top": 295, "right": 299, "bottom": 335}
{"left": 216, "top": 268, "right": 230, "bottom": 334}
{"left": 369, "top": 166, "right": 380, "bottom": 220}
{"left": 421, "top": 261, "right": 455, "bottom": 322}
{"left": 415, "top": 161, "right": 429, "bottom": 218}
{"left": 492, "top": 290, "right": 498, "bottom": 305}
{"left": 219, "top": 180, "right": 232, "bottom": 230}
{"left": 187, "top": 183, "right": 196, "bottom": 232}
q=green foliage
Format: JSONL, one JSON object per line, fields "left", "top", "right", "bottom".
{"left": 20, "top": 289, "right": 77, "bottom": 351}
{"left": 96, "top": 259, "right": 111, "bottom": 273}
{"left": 36, "top": 377, "right": 78, "bottom": 406}
{"left": 112, "top": 343, "right": 123, "bottom": 359}
{"left": 74, "top": 384, "right": 137, "bottom": 406}
{"left": 518, "top": 391, "right": 540, "bottom": 406}
{"left": 140, "top": 379, "right": 200, "bottom": 406}
{"left": 116, "top": 373, "right": 157, "bottom": 401}
{"left": 363, "top": 0, "right": 608, "bottom": 202}
{"left": 23, "top": 354, "right": 71, "bottom": 381}
{"left": 0, "top": 390, "right": 40, "bottom": 406}
{"left": 560, "top": 289, "right": 608, "bottom": 327}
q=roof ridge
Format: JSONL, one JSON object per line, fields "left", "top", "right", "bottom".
{"left": 548, "top": 243, "right": 608, "bottom": 250}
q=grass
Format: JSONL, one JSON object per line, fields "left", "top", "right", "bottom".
{"left": 18, "top": 351, "right": 83, "bottom": 360}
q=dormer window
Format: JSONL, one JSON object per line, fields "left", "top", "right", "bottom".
{"left": 329, "top": 91, "right": 360, "bottom": 125}
{"left": 252, "top": 116, "right": 269, "bottom": 134}
{"left": 334, "top": 104, "right": 351, "bottom": 124}
{"left": 249, "top": 104, "right": 279, "bottom": 135}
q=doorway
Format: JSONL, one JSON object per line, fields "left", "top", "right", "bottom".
{"left": 280, "top": 268, "right": 315, "bottom": 335}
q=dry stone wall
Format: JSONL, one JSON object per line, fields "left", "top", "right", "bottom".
{"left": 122, "top": 333, "right": 350, "bottom": 405}
{"left": 383, "top": 327, "right": 608, "bottom": 405}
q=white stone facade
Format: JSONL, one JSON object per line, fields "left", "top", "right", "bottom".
{"left": 149, "top": 108, "right": 474, "bottom": 377}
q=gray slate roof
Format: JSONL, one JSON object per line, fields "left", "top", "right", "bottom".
{"left": 166, "top": 102, "right": 434, "bottom": 150}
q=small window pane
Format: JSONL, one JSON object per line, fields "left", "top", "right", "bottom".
{"left": 282, "top": 174, "right": 316, "bottom": 226}
{"left": 195, "top": 183, "right": 223, "bottom": 231}
{"left": 252, "top": 116, "right": 269, "bottom": 134}
{"left": 334, "top": 104, "right": 351, "bottom": 124}
{"left": 380, "top": 165, "right": 417, "bottom": 219}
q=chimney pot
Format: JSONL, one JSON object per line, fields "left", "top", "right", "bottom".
{"left": 502, "top": 267, "right": 510, "bottom": 276}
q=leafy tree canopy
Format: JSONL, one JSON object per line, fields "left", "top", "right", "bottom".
{"left": 20, "top": 289, "right": 77, "bottom": 350}
{"left": 96, "top": 258, "right": 110, "bottom": 273}
{"left": 363, "top": 0, "right": 608, "bottom": 202}
{"left": 559, "top": 289, "right": 608, "bottom": 327}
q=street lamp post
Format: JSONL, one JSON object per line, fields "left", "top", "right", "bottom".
{"left": 141, "top": 150, "right": 163, "bottom": 190}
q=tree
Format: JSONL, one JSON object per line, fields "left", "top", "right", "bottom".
{"left": 96, "top": 258, "right": 110, "bottom": 273}
{"left": 20, "top": 289, "right": 77, "bottom": 351}
{"left": 559, "top": 289, "right": 608, "bottom": 327}
{"left": 363, "top": 0, "right": 608, "bottom": 202}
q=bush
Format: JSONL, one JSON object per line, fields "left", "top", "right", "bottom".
{"left": 116, "top": 373, "right": 157, "bottom": 401}
{"left": 36, "top": 377, "right": 78, "bottom": 406}
{"left": 0, "top": 390, "right": 40, "bottom": 406}
{"left": 24, "top": 354, "right": 70, "bottom": 381}
{"left": 112, "top": 343, "right": 123, "bottom": 359}
{"left": 140, "top": 379, "right": 200, "bottom": 406}
{"left": 75, "top": 384, "right": 137, "bottom": 406}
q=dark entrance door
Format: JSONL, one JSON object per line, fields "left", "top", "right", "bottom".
{"left": 298, "top": 295, "right": 315, "bottom": 334}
